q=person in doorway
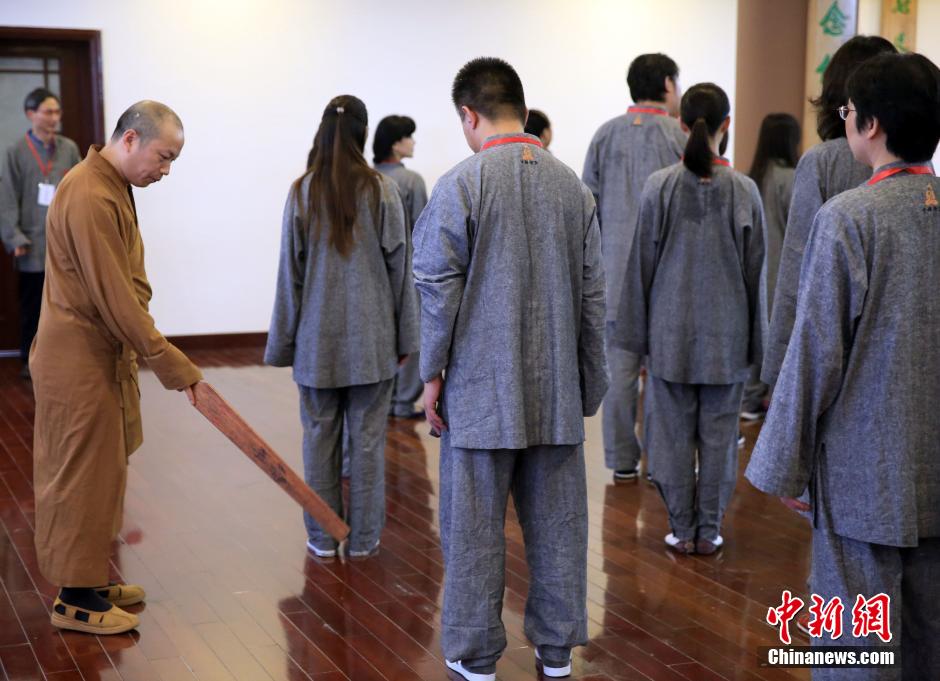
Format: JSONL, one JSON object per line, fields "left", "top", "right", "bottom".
{"left": 583, "top": 53, "right": 686, "bottom": 482}
{"left": 31, "top": 100, "right": 202, "bottom": 634}
{"left": 0, "top": 88, "right": 81, "bottom": 378}
{"left": 616, "top": 83, "right": 764, "bottom": 556}
{"left": 414, "top": 57, "right": 607, "bottom": 681}
{"left": 373, "top": 114, "right": 428, "bottom": 419}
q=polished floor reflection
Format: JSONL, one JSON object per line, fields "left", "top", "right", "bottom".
{"left": 0, "top": 353, "right": 810, "bottom": 680}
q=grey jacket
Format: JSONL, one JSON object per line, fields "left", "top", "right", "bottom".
{"left": 582, "top": 107, "right": 686, "bottom": 322}
{"left": 413, "top": 133, "right": 608, "bottom": 450}
{"left": 759, "top": 161, "right": 795, "bottom": 321}
{"left": 746, "top": 164, "right": 940, "bottom": 547}
{"left": 615, "top": 161, "right": 765, "bottom": 385}
{"left": 0, "top": 134, "right": 82, "bottom": 272}
{"left": 376, "top": 162, "right": 428, "bottom": 231}
{"left": 761, "top": 137, "right": 870, "bottom": 384}
{"left": 265, "top": 173, "right": 419, "bottom": 388}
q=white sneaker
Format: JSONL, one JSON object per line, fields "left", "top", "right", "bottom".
{"left": 445, "top": 659, "right": 495, "bottom": 681}
{"left": 535, "top": 649, "right": 572, "bottom": 678}
{"left": 349, "top": 540, "right": 380, "bottom": 557}
{"left": 664, "top": 533, "right": 695, "bottom": 554}
{"left": 306, "top": 539, "right": 336, "bottom": 558}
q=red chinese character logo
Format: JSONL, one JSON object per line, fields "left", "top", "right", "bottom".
{"left": 806, "top": 595, "right": 844, "bottom": 639}
{"left": 767, "top": 590, "right": 805, "bottom": 644}
{"left": 851, "top": 593, "right": 892, "bottom": 643}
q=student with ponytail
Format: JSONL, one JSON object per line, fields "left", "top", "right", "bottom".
{"left": 265, "top": 95, "right": 419, "bottom": 558}
{"left": 615, "top": 83, "right": 765, "bottom": 556}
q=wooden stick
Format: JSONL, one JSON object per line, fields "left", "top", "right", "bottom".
{"left": 191, "top": 382, "right": 350, "bottom": 543}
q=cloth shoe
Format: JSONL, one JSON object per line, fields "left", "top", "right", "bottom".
{"left": 445, "top": 659, "right": 496, "bottom": 681}
{"left": 535, "top": 649, "right": 572, "bottom": 678}
{"left": 95, "top": 583, "right": 146, "bottom": 607}
{"left": 50, "top": 598, "right": 139, "bottom": 635}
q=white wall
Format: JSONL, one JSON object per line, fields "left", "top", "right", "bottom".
{"left": 2, "top": 0, "right": 740, "bottom": 334}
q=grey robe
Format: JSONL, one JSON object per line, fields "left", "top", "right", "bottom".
{"left": 413, "top": 133, "right": 608, "bottom": 450}
{"left": 759, "top": 161, "right": 795, "bottom": 320}
{"left": 375, "top": 161, "right": 428, "bottom": 230}
{"left": 0, "top": 133, "right": 82, "bottom": 272}
{"left": 265, "top": 173, "right": 420, "bottom": 388}
{"left": 582, "top": 107, "right": 686, "bottom": 322}
{"left": 615, "top": 161, "right": 765, "bottom": 384}
{"left": 746, "top": 165, "right": 940, "bottom": 548}
{"left": 761, "top": 137, "right": 870, "bottom": 384}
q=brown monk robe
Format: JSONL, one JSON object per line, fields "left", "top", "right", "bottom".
{"left": 30, "top": 101, "right": 201, "bottom": 634}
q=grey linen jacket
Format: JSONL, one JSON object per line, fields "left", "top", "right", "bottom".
{"left": 0, "top": 134, "right": 82, "bottom": 272}
{"left": 582, "top": 107, "right": 686, "bottom": 322}
{"left": 264, "top": 173, "right": 419, "bottom": 388}
{"left": 615, "top": 161, "right": 765, "bottom": 385}
{"left": 746, "top": 165, "right": 940, "bottom": 547}
{"left": 413, "top": 133, "right": 608, "bottom": 450}
{"left": 376, "top": 162, "right": 428, "bottom": 231}
{"left": 762, "top": 137, "right": 870, "bottom": 384}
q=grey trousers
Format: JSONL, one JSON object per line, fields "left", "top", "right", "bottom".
{"left": 439, "top": 435, "right": 588, "bottom": 672}
{"left": 741, "top": 364, "right": 768, "bottom": 412}
{"left": 644, "top": 375, "right": 742, "bottom": 542}
{"left": 297, "top": 379, "right": 393, "bottom": 553}
{"left": 810, "top": 521, "right": 940, "bottom": 679}
{"left": 602, "top": 324, "right": 642, "bottom": 471}
{"left": 390, "top": 351, "right": 424, "bottom": 416}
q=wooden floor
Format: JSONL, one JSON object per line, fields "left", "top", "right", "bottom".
{"left": 0, "top": 351, "right": 812, "bottom": 681}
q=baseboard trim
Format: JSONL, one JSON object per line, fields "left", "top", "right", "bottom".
{"left": 167, "top": 332, "right": 267, "bottom": 351}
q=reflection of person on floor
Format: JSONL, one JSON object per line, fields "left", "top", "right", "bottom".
{"left": 747, "top": 53, "right": 940, "bottom": 681}
{"left": 31, "top": 101, "right": 202, "bottom": 635}
{"left": 265, "top": 95, "right": 419, "bottom": 560}
{"left": 414, "top": 57, "right": 607, "bottom": 681}
{"left": 0, "top": 87, "right": 81, "bottom": 379}
{"left": 373, "top": 115, "right": 428, "bottom": 420}
{"left": 615, "top": 83, "right": 764, "bottom": 557}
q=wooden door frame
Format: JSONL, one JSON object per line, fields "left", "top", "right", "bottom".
{"left": 0, "top": 26, "right": 105, "bottom": 144}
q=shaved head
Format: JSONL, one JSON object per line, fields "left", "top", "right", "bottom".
{"left": 110, "top": 100, "right": 183, "bottom": 143}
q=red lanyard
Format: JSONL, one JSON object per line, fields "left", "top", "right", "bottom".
{"left": 867, "top": 165, "right": 934, "bottom": 186}
{"left": 25, "top": 133, "right": 55, "bottom": 178}
{"left": 627, "top": 106, "right": 668, "bottom": 116}
{"left": 712, "top": 158, "right": 731, "bottom": 167}
{"left": 481, "top": 136, "right": 543, "bottom": 151}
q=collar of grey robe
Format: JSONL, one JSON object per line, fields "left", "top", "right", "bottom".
{"left": 375, "top": 160, "right": 404, "bottom": 168}
{"left": 480, "top": 131, "right": 542, "bottom": 149}
{"left": 871, "top": 159, "right": 936, "bottom": 176}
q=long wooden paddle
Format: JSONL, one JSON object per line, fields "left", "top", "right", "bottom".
{"left": 191, "top": 382, "right": 350, "bottom": 543}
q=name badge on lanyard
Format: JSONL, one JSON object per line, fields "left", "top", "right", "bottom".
{"left": 37, "top": 182, "right": 56, "bottom": 206}
{"left": 25, "top": 133, "right": 56, "bottom": 206}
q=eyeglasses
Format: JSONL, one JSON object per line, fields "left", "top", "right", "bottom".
{"left": 837, "top": 105, "right": 856, "bottom": 121}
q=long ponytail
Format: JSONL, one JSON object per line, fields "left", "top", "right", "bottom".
{"left": 680, "top": 83, "right": 730, "bottom": 179}
{"left": 294, "top": 95, "right": 380, "bottom": 258}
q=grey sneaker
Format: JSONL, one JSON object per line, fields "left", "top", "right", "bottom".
{"left": 535, "top": 649, "right": 572, "bottom": 678}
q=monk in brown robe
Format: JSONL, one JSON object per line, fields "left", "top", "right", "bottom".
{"left": 30, "top": 101, "right": 202, "bottom": 635}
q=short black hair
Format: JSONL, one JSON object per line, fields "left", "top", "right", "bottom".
{"left": 627, "top": 53, "right": 679, "bottom": 103}
{"left": 111, "top": 100, "right": 183, "bottom": 143}
{"left": 524, "top": 109, "right": 550, "bottom": 138}
{"left": 451, "top": 57, "right": 526, "bottom": 123}
{"left": 847, "top": 52, "right": 940, "bottom": 163}
{"left": 372, "top": 115, "right": 416, "bottom": 164}
{"left": 812, "top": 35, "right": 896, "bottom": 141}
{"left": 24, "top": 88, "right": 59, "bottom": 112}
